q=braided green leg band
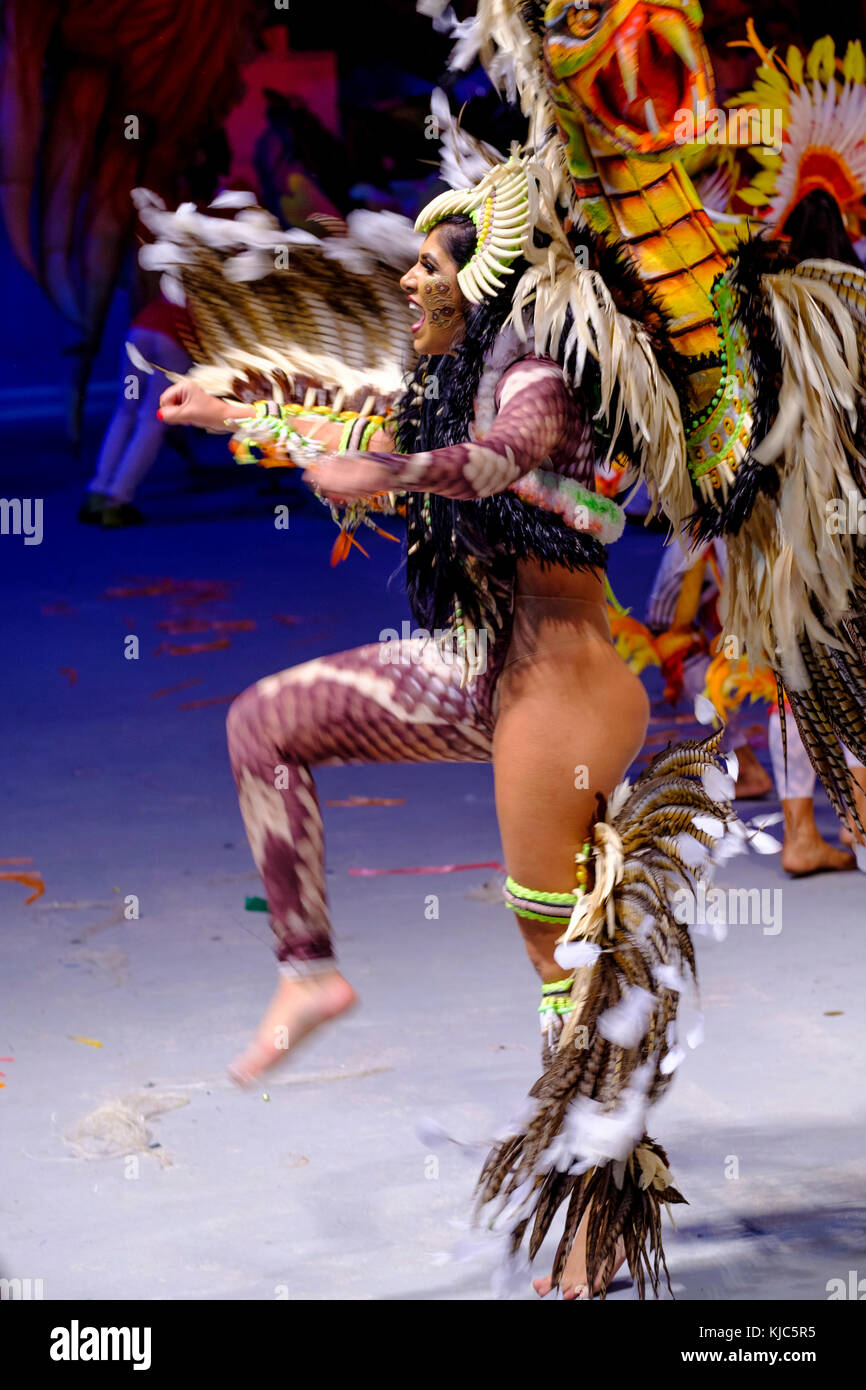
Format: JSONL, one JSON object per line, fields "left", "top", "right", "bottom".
{"left": 503, "top": 877, "right": 577, "bottom": 925}
{"left": 539, "top": 976, "right": 576, "bottom": 1051}
{"left": 504, "top": 852, "right": 590, "bottom": 1055}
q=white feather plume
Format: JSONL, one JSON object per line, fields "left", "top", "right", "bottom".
{"left": 597, "top": 985, "right": 656, "bottom": 1048}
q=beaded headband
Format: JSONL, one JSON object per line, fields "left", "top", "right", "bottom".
{"left": 414, "top": 157, "right": 531, "bottom": 304}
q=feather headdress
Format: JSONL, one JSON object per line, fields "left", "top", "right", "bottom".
{"left": 732, "top": 24, "right": 866, "bottom": 236}
{"left": 415, "top": 153, "right": 532, "bottom": 303}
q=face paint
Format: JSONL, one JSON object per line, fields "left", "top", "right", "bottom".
{"left": 400, "top": 228, "right": 467, "bottom": 354}
{"left": 424, "top": 275, "right": 458, "bottom": 327}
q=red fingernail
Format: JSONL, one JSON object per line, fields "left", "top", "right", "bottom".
{"left": 156, "top": 408, "right": 163, "bottom": 420}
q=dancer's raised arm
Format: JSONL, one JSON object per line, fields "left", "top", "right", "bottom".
{"left": 158, "top": 379, "right": 395, "bottom": 454}
{"left": 305, "top": 358, "right": 585, "bottom": 504}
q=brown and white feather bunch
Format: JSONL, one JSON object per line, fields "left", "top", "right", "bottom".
{"left": 736, "top": 264, "right": 865, "bottom": 676}
{"left": 509, "top": 165, "right": 692, "bottom": 526}
{"left": 720, "top": 260, "right": 866, "bottom": 827}
{"left": 476, "top": 732, "right": 739, "bottom": 1299}
{"left": 131, "top": 188, "right": 419, "bottom": 406}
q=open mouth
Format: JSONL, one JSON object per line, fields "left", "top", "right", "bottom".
{"left": 409, "top": 299, "right": 425, "bottom": 334}
{"left": 572, "top": 14, "right": 706, "bottom": 145}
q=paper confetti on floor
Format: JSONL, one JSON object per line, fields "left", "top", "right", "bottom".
{"left": 325, "top": 796, "right": 407, "bottom": 807}
{"left": 103, "top": 577, "right": 234, "bottom": 602}
{"left": 0, "top": 871, "right": 45, "bottom": 903}
{"left": 154, "top": 639, "right": 231, "bottom": 656}
{"left": 349, "top": 861, "right": 506, "bottom": 877}
{"left": 178, "top": 694, "right": 240, "bottom": 710}
{"left": 157, "top": 618, "right": 256, "bottom": 635}
{"left": 150, "top": 678, "right": 204, "bottom": 699}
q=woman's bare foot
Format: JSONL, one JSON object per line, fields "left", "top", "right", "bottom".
{"left": 733, "top": 744, "right": 773, "bottom": 799}
{"left": 228, "top": 969, "right": 357, "bottom": 1086}
{"left": 532, "top": 1213, "right": 627, "bottom": 1300}
{"left": 781, "top": 797, "right": 856, "bottom": 875}
{"left": 782, "top": 836, "right": 856, "bottom": 876}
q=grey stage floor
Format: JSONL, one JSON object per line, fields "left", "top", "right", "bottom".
{"left": 1, "top": 448, "right": 864, "bottom": 1301}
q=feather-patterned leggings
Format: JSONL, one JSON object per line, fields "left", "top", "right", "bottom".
{"left": 225, "top": 596, "right": 650, "bottom": 975}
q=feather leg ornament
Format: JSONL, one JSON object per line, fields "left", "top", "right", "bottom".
{"left": 475, "top": 731, "right": 752, "bottom": 1298}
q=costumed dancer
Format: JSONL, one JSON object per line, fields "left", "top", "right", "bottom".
{"left": 647, "top": 539, "right": 858, "bottom": 874}
{"left": 79, "top": 291, "right": 194, "bottom": 527}
{"left": 155, "top": 144, "right": 739, "bottom": 1298}
{"left": 725, "top": 24, "right": 866, "bottom": 856}
{"left": 422, "top": 0, "right": 866, "bottom": 1298}
{"left": 645, "top": 536, "right": 773, "bottom": 797}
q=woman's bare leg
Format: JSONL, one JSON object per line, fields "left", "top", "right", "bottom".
{"left": 491, "top": 597, "right": 650, "bottom": 1296}
{"left": 224, "top": 637, "right": 495, "bottom": 1082}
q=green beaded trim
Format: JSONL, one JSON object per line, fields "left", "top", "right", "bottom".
{"left": 539, "top": 995, "right": 576, "bottom": 1016}
{"left": 539, "top": 978, "right": 576, "bottom": 1018}
{"left": 538, "top": 474, "right": 620, "bottom": 521}
{"left": 452, "top": 597, "right": 467, "bottom": 650}
{"left": 231, "top": 412, "right": 323, "bottom": 467}
{"left": 686, "top": 276, "right": 751, "bottom": 482}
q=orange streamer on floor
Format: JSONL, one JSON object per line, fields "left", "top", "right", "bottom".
{"left": 0, "top": 872, "right": 45, "bottom": 903}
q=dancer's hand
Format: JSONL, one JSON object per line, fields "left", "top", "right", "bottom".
{"left": 158, "top": 381, "right": 246, "bottom": 431}
{"left": 303, "top": 454, "right": 397, "bottom": 504}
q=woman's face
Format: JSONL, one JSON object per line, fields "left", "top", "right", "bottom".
{"left": 400, "top": 226, "right": 467, "bottom": 355}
